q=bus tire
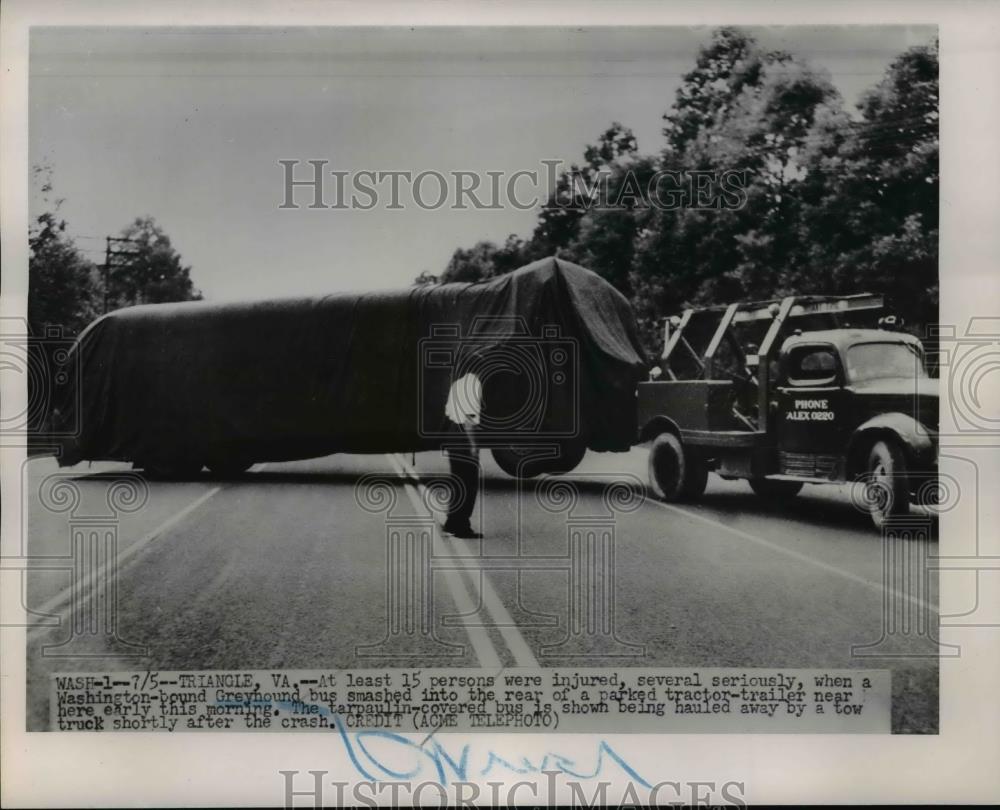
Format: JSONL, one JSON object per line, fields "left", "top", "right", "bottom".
{"left": 492, "top": 441, "right": 585, "bottom": 479}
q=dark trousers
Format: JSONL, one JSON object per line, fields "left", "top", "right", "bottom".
{"left": 445, "top": 423, "right": 479, "bottom": 528}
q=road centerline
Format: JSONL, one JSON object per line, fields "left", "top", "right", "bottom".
{"left": 386, "top": 453, "right": 539, "bottom": 668}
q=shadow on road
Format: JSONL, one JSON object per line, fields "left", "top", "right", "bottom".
{"left": 686, "top": 487, "right": 940, "bottom": 536}
{"left": 63, "top": 467, "right": 938, "bottom": 538}
{"left": 60, "top": 469, "right": 377, "bottom": 487}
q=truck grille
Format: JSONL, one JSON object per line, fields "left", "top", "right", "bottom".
{"left": 780, "top": 452, "right": 839, "bottom": 480}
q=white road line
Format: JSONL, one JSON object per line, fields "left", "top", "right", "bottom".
{"left": 644, "top": 495, "right": 939, "bottom": 614}
{"left": 398, "top": 479, "right": 502, "bottom": 668}
{"left": 30, "top": 485, "right": 222, "bottom": 623}
{"left": 387, "top": 453, "right": 540, "bottom": 668}
{"left": 383, "top": 454, "right": 501, "bottom": 667}
{"left": 442, "top": 531, "right": 541, "bottom": 669}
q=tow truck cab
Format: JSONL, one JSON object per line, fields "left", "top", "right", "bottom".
{"left": 636, "top": 295, "right": 938, "bottom": 528}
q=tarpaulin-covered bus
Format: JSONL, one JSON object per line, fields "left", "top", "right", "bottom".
{"left": 55, "top": 256, "right": 647, "bottom": 477}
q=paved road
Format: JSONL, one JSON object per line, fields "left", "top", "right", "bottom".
{"left": 22, "top": 448, "right": 939, "bottom": 732}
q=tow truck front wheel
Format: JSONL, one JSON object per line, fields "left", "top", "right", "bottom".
{"left": 864, "top": 440, "right": 910, "bottom": 528}
{"left": 648, "top": 433, "right": 707, "bottom": 502}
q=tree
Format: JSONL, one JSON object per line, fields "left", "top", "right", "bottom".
{"left": 440, "top": 240, "right": 502, "bottom": 283}
{"left": 27, "top": 165, "right": 102, "bottom": 435}
{"left": 528, "top": 123, "right": 639, "bottom": 259}
{"left": 803, "top": 41, "right": 939, "bottom": 334}
{"left": 106, "top": 216, "right": 202, "bottom": 309}
{"left": 443, "top": 122, "right": 644, "bottom": 292}
{"left": 28, "top": 164, "right": 100, "bottom": 337}
{"left": 661, "top": 27, "right": 765, "bottom": 160}
{"left": 440, "top": 234, "right": 527, "bottom": 284}
{"left": 630, "top": 28, "right": 845, "bottom": 353}
{"left": 699, "top": 57, "right": 841, "bottom": 298}
{"left": 628, "top": 29, "right": 777, "bottom": 348}
{"left": 555, "top": 154, "right": 658, "bottom": 295}
{"left": 413, "top": 270, "right": 439, "bottom": 286}
{"left": 434, "top": 28, "right": 939, "bottom": 359}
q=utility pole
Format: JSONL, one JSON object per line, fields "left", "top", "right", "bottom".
{"left": 103, "top": 237, "right": 111, "bottom": 313}
{"left": 101, "top": 237, "right": 142, "bottom": 314}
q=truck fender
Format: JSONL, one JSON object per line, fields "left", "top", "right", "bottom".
{"left": 846, "top": 412, "right": 935, "bottom": 477}
{"left": 639, "top": 415, "right": 683, "bottom": 444}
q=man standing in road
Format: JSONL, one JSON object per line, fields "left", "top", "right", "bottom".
{"left": 443, "top": 370, "right": 483, "bottom": 539}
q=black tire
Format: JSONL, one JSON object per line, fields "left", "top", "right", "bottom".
{"left": 206, "top": 456, "right": 254, "bottom": 477}
{"left": 865, "top": 439, "right": 910, "bottom": 528}
{"left": 749, "top": 478, "right": 804, "bottom": 499}
{"left": 682, "top": 454, "right": 709, "bottom": 498}
{"left": 547, "top": 440, "right": 587, "bottom": 476}
{"left": 492, "top": 446, "right": 540, "bottom": 479}
{"left": 491, "top": 441, "right": 586, "bottom": 479}
{"left": 648, "top": 432, "right": 705, "bottom": 502}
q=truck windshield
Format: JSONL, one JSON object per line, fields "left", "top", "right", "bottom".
{"left": 846, "top": 342, "right": 927, "bottom": 383}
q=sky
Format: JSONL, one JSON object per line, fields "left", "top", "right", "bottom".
{"left": 29, "top": 26, "right": 936, "bottom": 301}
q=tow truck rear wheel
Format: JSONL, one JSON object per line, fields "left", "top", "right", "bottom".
{"left": 865, "top": 440, "right": 910, "bottom": 528}
{"left": 749, "top": 478, "right": 803, "bottom": 499}
{"left": 648, "top": 433, "right": 707, "bottom": 502}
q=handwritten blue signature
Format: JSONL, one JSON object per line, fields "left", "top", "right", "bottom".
{"left": 216, "top": 697, "right": 650, "bottom": 786}
{"left": 335, "top": 717, "right": 652, "bottom": 786}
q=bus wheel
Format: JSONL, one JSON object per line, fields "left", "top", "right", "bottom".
{"left": 865, "top": 440, "right": 910, "bottom": 528}
{"left": 545, "top": 440, "right": 586, "bottom": 476}
{"left": 749, "top": 478, "right": 803, "bottom": 499}
{"left": 491, "top": 441, "right": 585, "bottom": 479}
{"left": 492, "top": 446, "right": 540, "bottom": 478}
{"left": 648, "top": 433, "right": 704, "bottom": 502}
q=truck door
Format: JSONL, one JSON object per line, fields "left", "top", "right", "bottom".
{"left": 775, "top": 343, "right": 848, "bottom": 475}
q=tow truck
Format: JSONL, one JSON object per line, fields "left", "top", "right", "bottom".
{"left": 636, "top": 294, "right": 938, "bottom": 528}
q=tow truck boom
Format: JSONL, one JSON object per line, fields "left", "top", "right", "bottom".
{"left": 659, "top": 293, "right": 884, "bottom": 433}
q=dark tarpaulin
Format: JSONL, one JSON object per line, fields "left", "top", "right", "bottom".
{"left": 56, "top": 256, "right": 648, "bottom": 466}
